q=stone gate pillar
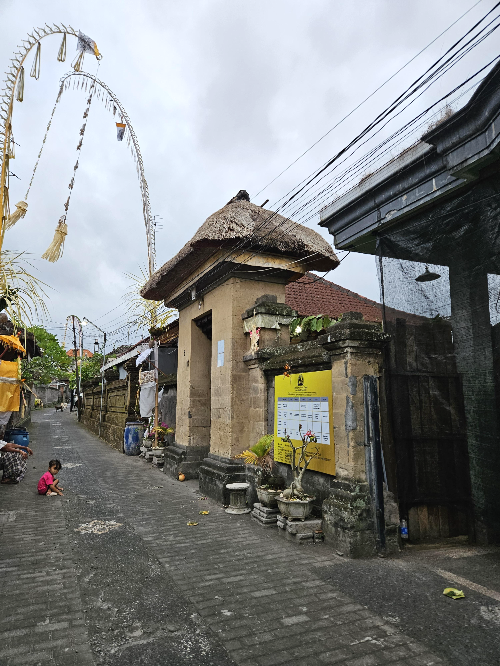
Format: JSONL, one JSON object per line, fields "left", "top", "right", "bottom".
{"left": 319, "top": 313, "right": 399, "bottom": 557}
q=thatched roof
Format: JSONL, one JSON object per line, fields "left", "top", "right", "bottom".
{"left": 142, "top": 191, "right": 339, "bottom": 301}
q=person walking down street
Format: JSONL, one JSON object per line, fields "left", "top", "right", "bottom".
{"left": 37, "top": 460, "right": 64, "bottom": 496}
{"left": 0, "top": 440, "right": 33, "bottom": 484}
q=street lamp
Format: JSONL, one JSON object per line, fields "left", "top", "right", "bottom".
{"left": 415, "top": 265, "right": 441, "bottom": 282}
{"left": 65, "top": 315, "right": 83, "bottom": 421}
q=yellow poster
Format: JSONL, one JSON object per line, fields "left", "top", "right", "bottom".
{"left": 274, "top": 370, "right": 335, "bottom": 476}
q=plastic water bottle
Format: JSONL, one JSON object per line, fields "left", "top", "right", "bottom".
{"left": 400, "top": 519, "right": 408, "bottom": 539}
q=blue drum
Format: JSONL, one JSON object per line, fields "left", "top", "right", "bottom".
{"left": 123, "top": 421, "right": 145, "bottom": 456}
{"left": 5, "top": 428, "right": 29, "bottom": 448}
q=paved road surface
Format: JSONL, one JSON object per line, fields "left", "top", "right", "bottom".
{"left": 1, "top": 409, "right": 499, "bottom": 665}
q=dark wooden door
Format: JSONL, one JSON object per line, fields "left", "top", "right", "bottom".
{"left": 385, "top": 318, "right": 471, "bottom": 540}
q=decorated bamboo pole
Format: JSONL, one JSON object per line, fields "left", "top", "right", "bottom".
{"left": 48, "top": 71, "right": 156, "bottom": 275}
{"left": 0, "top": 25, "right": 101, "bottom": 255}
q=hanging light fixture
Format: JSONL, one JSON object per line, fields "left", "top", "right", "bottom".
{"left": 415, "top": 265, "right": 441, "bottom": 282}
{"left": 93, "top": 338, "right": 99, "bottom": 354}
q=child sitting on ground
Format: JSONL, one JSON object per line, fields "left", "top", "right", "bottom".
{"left": 37, "top": 460, "right": 64, "bottom": 496}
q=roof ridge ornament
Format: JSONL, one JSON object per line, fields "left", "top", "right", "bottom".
{"left": 226, "top": 190, "right": 250, "bottom": 205}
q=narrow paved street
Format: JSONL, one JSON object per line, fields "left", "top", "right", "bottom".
{"left": 1, "top": 410, "right": 500, "bottom": 666}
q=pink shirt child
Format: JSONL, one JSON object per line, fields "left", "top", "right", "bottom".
{"left": 38, "top": 471, "right": 54, "bottom": 495}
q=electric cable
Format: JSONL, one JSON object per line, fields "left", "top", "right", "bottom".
{"left": 252, "top": 0, "right": 487, "bottom": 200}
{"left": 159, "top": 16, "right": 500, "bottom": 301}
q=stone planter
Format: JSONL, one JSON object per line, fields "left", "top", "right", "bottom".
{"left": 277, "top": 497, "right": 315, "bottom": 521}
{"left": 143, "top": 439, "right": 152, "bottom": 449}
{"left": 256, "top": 487, "right": 281, "bottom": 508}
{"left": 225, "top": 482, "right": 251, "bottom": 514}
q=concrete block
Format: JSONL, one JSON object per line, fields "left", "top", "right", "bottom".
{"left": 277, "top": 514, "right": 287, "bottom": 530}
{"left": 286, "top": 518, "right": 322, "bottom": 535}
{"left": 251, "top": 511, "right": 278, "bottom": 527}
{"left": 252, "top": 503, "right": 279, "bottom": 518}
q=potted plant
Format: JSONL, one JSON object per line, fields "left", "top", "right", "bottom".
{"left": 276, "top": 426, "right": 327, "bottom": 521}
{"left": 235, "top": 434, "right": 285, "bottom": 507}
{"left": 144, "top": 420, "right": 174, "bottom": 449}
{"left": 151, "top": 422, "right": 174, "bottom": 448}
{"left": 257, "top": 475, "right": 286, "bottom": 508}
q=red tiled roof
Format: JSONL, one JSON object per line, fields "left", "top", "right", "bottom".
{"left": 66, "top": 349, "right": 94, "bottom": 358}
{"left": 285, "top": 273, "right": 382, "bottom": 322}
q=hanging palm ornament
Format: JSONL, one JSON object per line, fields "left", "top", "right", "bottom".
{"left": 15, "top": 67, "right": 24, "bottom": 102}
{"left": 57, "top": 33, "right": 67, "bottom": 63}
{"left": 116, "top": 121, "right": 126, "bottom": 141}
{"left": 71, "top": 31, "right": 101, "bottom": 73}
{"left": 29, "top": 42, "right": 41, "bottom": 80}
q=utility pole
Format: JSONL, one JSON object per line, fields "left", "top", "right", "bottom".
{"left": 71, "top": 315, "right": 82, "bottom": 422}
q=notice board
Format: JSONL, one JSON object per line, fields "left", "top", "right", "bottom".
{"left": 274, "top": 369, "right": 335, "bottom": 476}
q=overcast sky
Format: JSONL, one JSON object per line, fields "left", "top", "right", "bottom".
{"left": 0, "top": 0, "right": 496, "bottom": 350}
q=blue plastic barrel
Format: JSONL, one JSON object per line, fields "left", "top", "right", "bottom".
{"left": 123, "top": 422, "right": 145, "bottom": 456}
{"left": 5, "top": 428, "right": 29, "bottom": 448}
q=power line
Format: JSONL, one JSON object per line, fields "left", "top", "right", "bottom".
{"left": 252, "top": 0, "right": 486, "bottom": 200}
{"left": 167, "top": 19, "right": 500, "bottom": 300}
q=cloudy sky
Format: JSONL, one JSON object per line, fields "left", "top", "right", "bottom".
{"left": 0, "top": 0, "right": 496, "bottom": 350}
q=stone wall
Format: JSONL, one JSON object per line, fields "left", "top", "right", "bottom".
{"left": 33, "top": 384, "right": 70, "bottom": 407}
{"left": 82, "top": 368, "right": 139, "bottom": 451}
{"left": 82, "top": 368, "right": 178, "bottom": 453}
{"left": 243, "top": 312, "right": 399, "bottom": 557}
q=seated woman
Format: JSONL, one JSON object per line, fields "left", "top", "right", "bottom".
{"left": 0, "top": 440, "right": 33, "bottom": 484}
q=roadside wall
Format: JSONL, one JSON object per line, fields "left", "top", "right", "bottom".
{"left": 82, "top": 368, "right": 177, "bottom": 452}
{"left": 82, "top": 371, "right": 135, "bottom": 451}
{"left": 33, "top": 384, "right": 70, "bottom": 407}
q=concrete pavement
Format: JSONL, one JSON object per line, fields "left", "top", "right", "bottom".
{"left": 1, "top": 409, "right": 499, "bottom": 665}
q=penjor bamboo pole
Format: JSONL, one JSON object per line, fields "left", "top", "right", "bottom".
{"left": 0, "top": 27, "right": 81, "bottom": 256}
{"left": 0, "top": 101, "right": 14, "bottom": 254}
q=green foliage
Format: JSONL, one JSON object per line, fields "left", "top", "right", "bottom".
{"left": 125, "top": 267, "right": 176, "bottom": 332}
{"left": 0, "top": 251, "right": 49, "bottom": 325}
{"left": 21, "top": 326, "right": 70, "bottom": 385}
{"left": 235, "top": 434, "right": 275, "bottom": 474}
{"left": 250, "top": 434, "right": 274, "bottom": 458}
{"left": 79, "top": 353, "right": 104, "bottom": 385}
{"left": 290, "top": 315, "right": 337, "bottom": 338}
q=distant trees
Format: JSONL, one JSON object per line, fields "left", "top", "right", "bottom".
{"left": 79, "top": 353, "right": 104, "bottom": 384}
{"left": 21, "top": 326, "right": 70, "bottom": 385}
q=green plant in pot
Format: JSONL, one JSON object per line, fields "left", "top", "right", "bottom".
{"left": 145, "top": 421, "right": 174, "bottom": 449}
{"left": 235, "top": 435, "right": 285, "bottom": 507}
{"left": 277, "top": 426, "right": 327, "bottom": 521}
